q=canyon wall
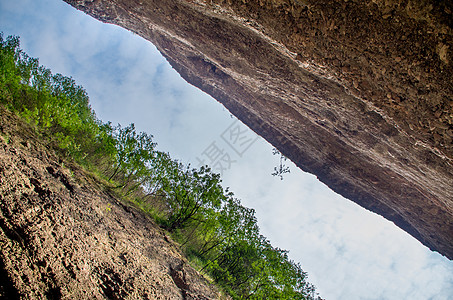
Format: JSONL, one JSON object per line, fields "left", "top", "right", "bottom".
{"left": 0, "top": 107, "right": 222, "bottom": 299}
{"left": 63, "top": 0, "right": 453, "bottom": 259}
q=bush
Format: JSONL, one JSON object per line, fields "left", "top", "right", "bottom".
{"left": 0, "top": 33, "right": 320, "bottom": 300}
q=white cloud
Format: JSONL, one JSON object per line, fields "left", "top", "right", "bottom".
{"left": 1, "top": 0, "right": 452, "bottom": 299}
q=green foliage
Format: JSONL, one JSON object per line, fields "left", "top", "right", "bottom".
{"left": 0, "top": 33, "right": 99, "bottom": 160}
{"left": 0, "top": 33, "right": 320, "bottom": 300}
{"left": 161, "top": 165, "right": 224, "bottom": 231}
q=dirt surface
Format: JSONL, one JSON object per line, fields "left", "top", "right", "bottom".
{"left": 0, "top": 107, "right": 222, "bottom": 299}
{"left": 63, "top": 0, "right": 453, "bottom": 259}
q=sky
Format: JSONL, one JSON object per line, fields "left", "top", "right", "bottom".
{"left": 1, "top": 0, "right": 452, "bottom": 299}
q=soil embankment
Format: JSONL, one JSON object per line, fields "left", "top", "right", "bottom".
{"left": 0, "top": 107, "right": 221, "bottom": 299}
{"left": 63, "top": 0, "right": 453, "bottom": 259}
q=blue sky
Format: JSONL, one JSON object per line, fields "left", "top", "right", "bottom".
{"left": 1, "top": 0, "right": 452, "bottom": 298}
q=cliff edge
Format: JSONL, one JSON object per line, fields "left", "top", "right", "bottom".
{"left": 63, "top": 0, "right": 453, "bottom": 259}
{"left": 0, "top": 107, "right": 222, "bottom": 299}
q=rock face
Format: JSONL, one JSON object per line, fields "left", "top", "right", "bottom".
{"left": 0, "top": 107, "right": 222, "bottom": 299}
{"left": 63, "top": 0, "right": 452, "bottom": 259}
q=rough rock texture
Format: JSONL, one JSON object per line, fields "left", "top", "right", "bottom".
{"left": 62, "top": 0, "right": 452, "bottom": 259}
{"left": 0, "top": 107, "right": 222, "bottom": 299}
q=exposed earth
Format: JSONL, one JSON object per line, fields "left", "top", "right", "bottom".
{"left": 62, "top": 0, "right": 453, "bottom": 259}
{"left": 0, "top": 107, "right": 222, "bottom": 299}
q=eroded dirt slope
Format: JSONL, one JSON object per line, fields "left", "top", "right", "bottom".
{"left": 0, "top": 107, "right": 222, "bottom": 299}
{"left": 62, "top": 0, "right": 453, "bottom": 259}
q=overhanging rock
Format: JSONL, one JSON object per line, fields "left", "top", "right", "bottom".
{"left": 63, "top": 0, "right": 453, "bottom": 259}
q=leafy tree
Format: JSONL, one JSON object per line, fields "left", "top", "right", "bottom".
{"left": 0, "top": 33, "right": 321, "bottom": 300}
{"left": 108, "top": 123, "right": 156, "bottom": 186}
{"left": 161, "top": 165, "right": 224, "bottom": 231}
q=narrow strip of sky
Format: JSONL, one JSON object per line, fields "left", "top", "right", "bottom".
{"left": 0, "top": 0, "right": 451, "bottom": 299}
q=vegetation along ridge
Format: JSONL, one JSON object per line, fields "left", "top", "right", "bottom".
{"left": 0, "top": 33, "right": 321, "bottom": 299}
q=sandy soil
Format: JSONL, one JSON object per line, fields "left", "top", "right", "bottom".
{"left": 0, "top": 106, "right": 221, "bottom": 299}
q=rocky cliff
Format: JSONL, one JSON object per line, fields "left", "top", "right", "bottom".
{"left": 62, "top": 0, "right": 453, "bottom": 259}
{"left": 0, "top": 107, "right": 222, "bottom": 299}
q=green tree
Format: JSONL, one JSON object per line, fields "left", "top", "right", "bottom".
{"left": 0, "top": 33, "right": 320, "bottom": 300}
{"left": 161, "top": 165, "right": 224, "bottom": 231}
{"left": 109, "top": 123, "right": 156, "bottom": 187}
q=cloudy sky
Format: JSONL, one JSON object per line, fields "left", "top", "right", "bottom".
{"left": 1, "top": 0, "right": 452, "bottom": 298}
